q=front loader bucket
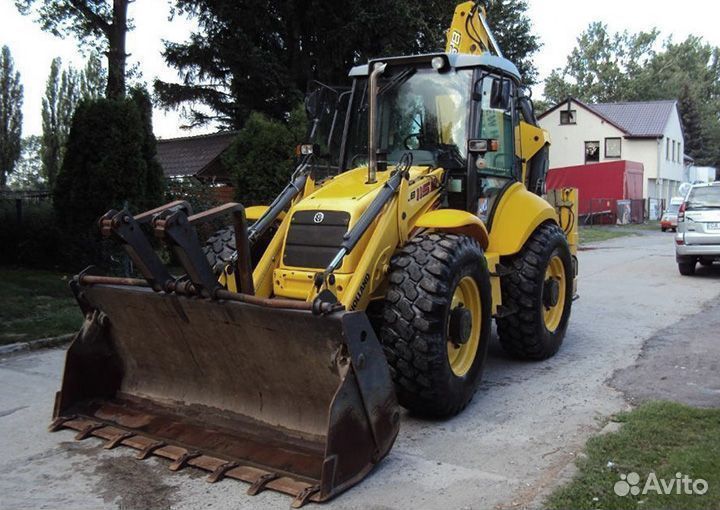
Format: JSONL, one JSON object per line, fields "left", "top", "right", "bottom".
{"left": 51, "top": 279, "right": 399, "bottom": 507}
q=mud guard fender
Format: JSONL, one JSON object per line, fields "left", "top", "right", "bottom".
{"left": 414, "top": 209, "right": 489, "bottom": 250}
{"left": 488, "top": 182, "right": 558, "bottom": 256}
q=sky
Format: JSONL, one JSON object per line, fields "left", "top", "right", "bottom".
{"left": 2, "top": 0, "right": 720, "bottom": 140}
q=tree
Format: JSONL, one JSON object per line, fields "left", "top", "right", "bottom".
{"left": 223, "top": 104, "right": 307, "bottom": 205}
{"left": 80, "top": 51, "right": 106, "bottom": 99}
{"left": 41, "top": 58, "right": 81, "bottom": 188}
{"left": 53, "top": 92, "right": 162, "bottom": 232}
{"left": 8, "top": 136, "right": 45, "bottom": 190}
{"left": 128, "top": 87, "right": 164, "bottom": 208}
{"left": 678, "top": 83, "right": 705, "bottom": 163}
{"left": 485, "top": 0, "right": 541, "bottom": 85}
{"left": 0, "top": 46, "right": 23, "bottom": 189}
{"left": 633, "top": 36, "right": 720, "bottom": 167}
{"left": 15, "top": 0, "right": 130, "bottom": 99}
{"left": 543, "top": 22, "right": 658, "bottom": 104}
{"left": 156, "top": 0, "right": 458, "bottom": 129}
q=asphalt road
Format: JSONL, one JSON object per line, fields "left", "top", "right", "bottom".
{"left": 1, "top": 230, "right": 719, "bottom": 510}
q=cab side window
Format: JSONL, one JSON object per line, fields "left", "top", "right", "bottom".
{"left": 475, "top": 76, "right": 515, "bottom": 176}
{"left": 473, "top": 75, "right": 516, "bottom": 220}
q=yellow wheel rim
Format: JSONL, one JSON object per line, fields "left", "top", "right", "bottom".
{"left": 543, "top": 255, "right": 567, "bottom": 332}
{"left": 447, "top": 276, "right": 482, "bottom": 377}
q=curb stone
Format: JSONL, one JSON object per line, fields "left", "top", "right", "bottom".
{"left": 0, "top": 334, "right": 74, "bottom": 356}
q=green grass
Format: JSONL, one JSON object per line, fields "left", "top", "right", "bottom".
{"left": 579, "top": 227, "right": 634, "bottom": 245}
{"left": 0, "top": 267, "right": 82, "bottom": 345}
{"left": 628, "top": 221, "right": 662, "bottom": 231}
{"left": 579, "top": 222, "right": 663, "bottom": 245}
{"left": 546, "top": 401, "right": 720, "bottom": 510}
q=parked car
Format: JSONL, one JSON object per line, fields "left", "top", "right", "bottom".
{"left": 661, "top": 197, "right": 684, "bottom": 232}
{"left": 676, "top": 182, "right": 720, "bottom": 275}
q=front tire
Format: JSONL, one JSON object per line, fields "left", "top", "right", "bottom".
{"left": 376, "top": 233, "right": 492, "bottom": 418}
{"left": 496, "top": 223, "right": 574, "bottom": 360}
{"left": 203, "top": 226, "right": 236, "bottom": 272}
{"left": 203, "top": 223, "right": 275, "bottom": 274}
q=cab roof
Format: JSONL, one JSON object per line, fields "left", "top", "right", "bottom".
{"left": 348, "top": 53, "right": 521, "bottom": 82}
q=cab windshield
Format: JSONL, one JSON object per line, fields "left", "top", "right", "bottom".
{"left": 347, "top": 66, "right": 472, "bottom": 168}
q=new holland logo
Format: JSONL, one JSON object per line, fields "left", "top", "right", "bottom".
{"left": 313, "top": 212, "right": 325, "bottom": 223}
{"left": 350, "top": 273, "right": 371, "bottom": 311}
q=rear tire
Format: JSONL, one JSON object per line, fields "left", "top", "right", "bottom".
{"left": 678, "top": 260, "right": 697, "bottom": 275}
{"left": 376, "top": 233, "right": 492, "bottom": 418}
{"left": 661, "top": 227, "right": 667, "bottom": 232}
{"left": 496, "top": 223, "right": 573, "bottom": 360}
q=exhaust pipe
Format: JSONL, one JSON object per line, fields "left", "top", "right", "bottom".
{"left": 367, "top": 62, "right": 387, "bottom": 184}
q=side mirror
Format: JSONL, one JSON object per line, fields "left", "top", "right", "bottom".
{"left": 468, "top": 139, "right": 499, "bottom": 154}
{"left": 490, "top": 78, "right": 511, "bottom": 110}
{"left": 305, "top": 89, "right": 321, "bottom": 120}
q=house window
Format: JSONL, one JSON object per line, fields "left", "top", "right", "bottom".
{"left": 672, "top": 140, "right": 676, "bottom": 162}
{"left": 605, "top": 137, "right": 622, "bottom": 158}
{"left": 585, "top": 141, "right": 600, "bottom": 163}
{"left": 560, "top": 110, "right": 577, "bottom": 125}
{"left": 666, "top": 138, "right": 670, "bottom": 160}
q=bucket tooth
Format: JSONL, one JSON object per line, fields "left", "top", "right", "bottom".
{"left": 104, "top": 431, "right": 135, "bottom": 450}
{"left": 207, "top": 461, "right": 240, "bottom": 484}
{"left": 247, "top": 472, "right": 280, "bottom": 496}
{"left": 48, "top": 415, "right": 76, "bottom": 432}
{"left": 74, "top": 422, "right": 105, "bottom": 440}
{"left": 169, "top": 450, "right": 202, "bottom": 471}
{"left": 291, "top": 485, "right": 321, "bottom": 508}
{"left": 136, "top": 440, "right": 167, "bottom": 460}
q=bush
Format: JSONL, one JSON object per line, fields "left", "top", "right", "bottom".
{"left": 49, "top": 88, "right": 165, "bottom": 270}
{"left": 223, "top": 104, "right": 307, "bottom": 205}
{"left": 53, "top": 90, "right": 164, "bottom": 235}
{"left": 164, "top": 176, "right": 219, "bottom": 214}
{"left": 130, "top": 88, "right": 165, "bottom": 208}
{"left": 164, "top": 176, "right": 223, "bottom": 246}
{"left": 0, "top": 200, "right": 61, "bottom": 268}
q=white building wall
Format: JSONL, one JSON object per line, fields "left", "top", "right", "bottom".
{"left": 622, "top": 139, "right": 658, "bottom": 199}
{"left": 540, "top": 100, "right": 626, "bottom": 169}
{"left": 659, "top": 107, "right": 685, "bottom": 183}
{"left": 650, "top": 107, "right": 685, "bottom": 204}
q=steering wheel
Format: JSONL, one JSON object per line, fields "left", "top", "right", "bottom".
{"left": 350, "top": 153, "right": 367, "bottom": 168}
{"left": 404, "top": 133, "right": 423, "bottom": 150}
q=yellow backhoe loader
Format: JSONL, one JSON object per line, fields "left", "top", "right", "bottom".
{"left": 50, "top": 2, "right": 578, "bottom": 507}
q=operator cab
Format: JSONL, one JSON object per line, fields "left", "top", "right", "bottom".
{"left": 312, "top": 53, "right": 530, "bottom": 223}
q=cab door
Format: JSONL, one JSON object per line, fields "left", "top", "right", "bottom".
{"left": 468, "top": 73, "right": 519, "bottom": 223}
